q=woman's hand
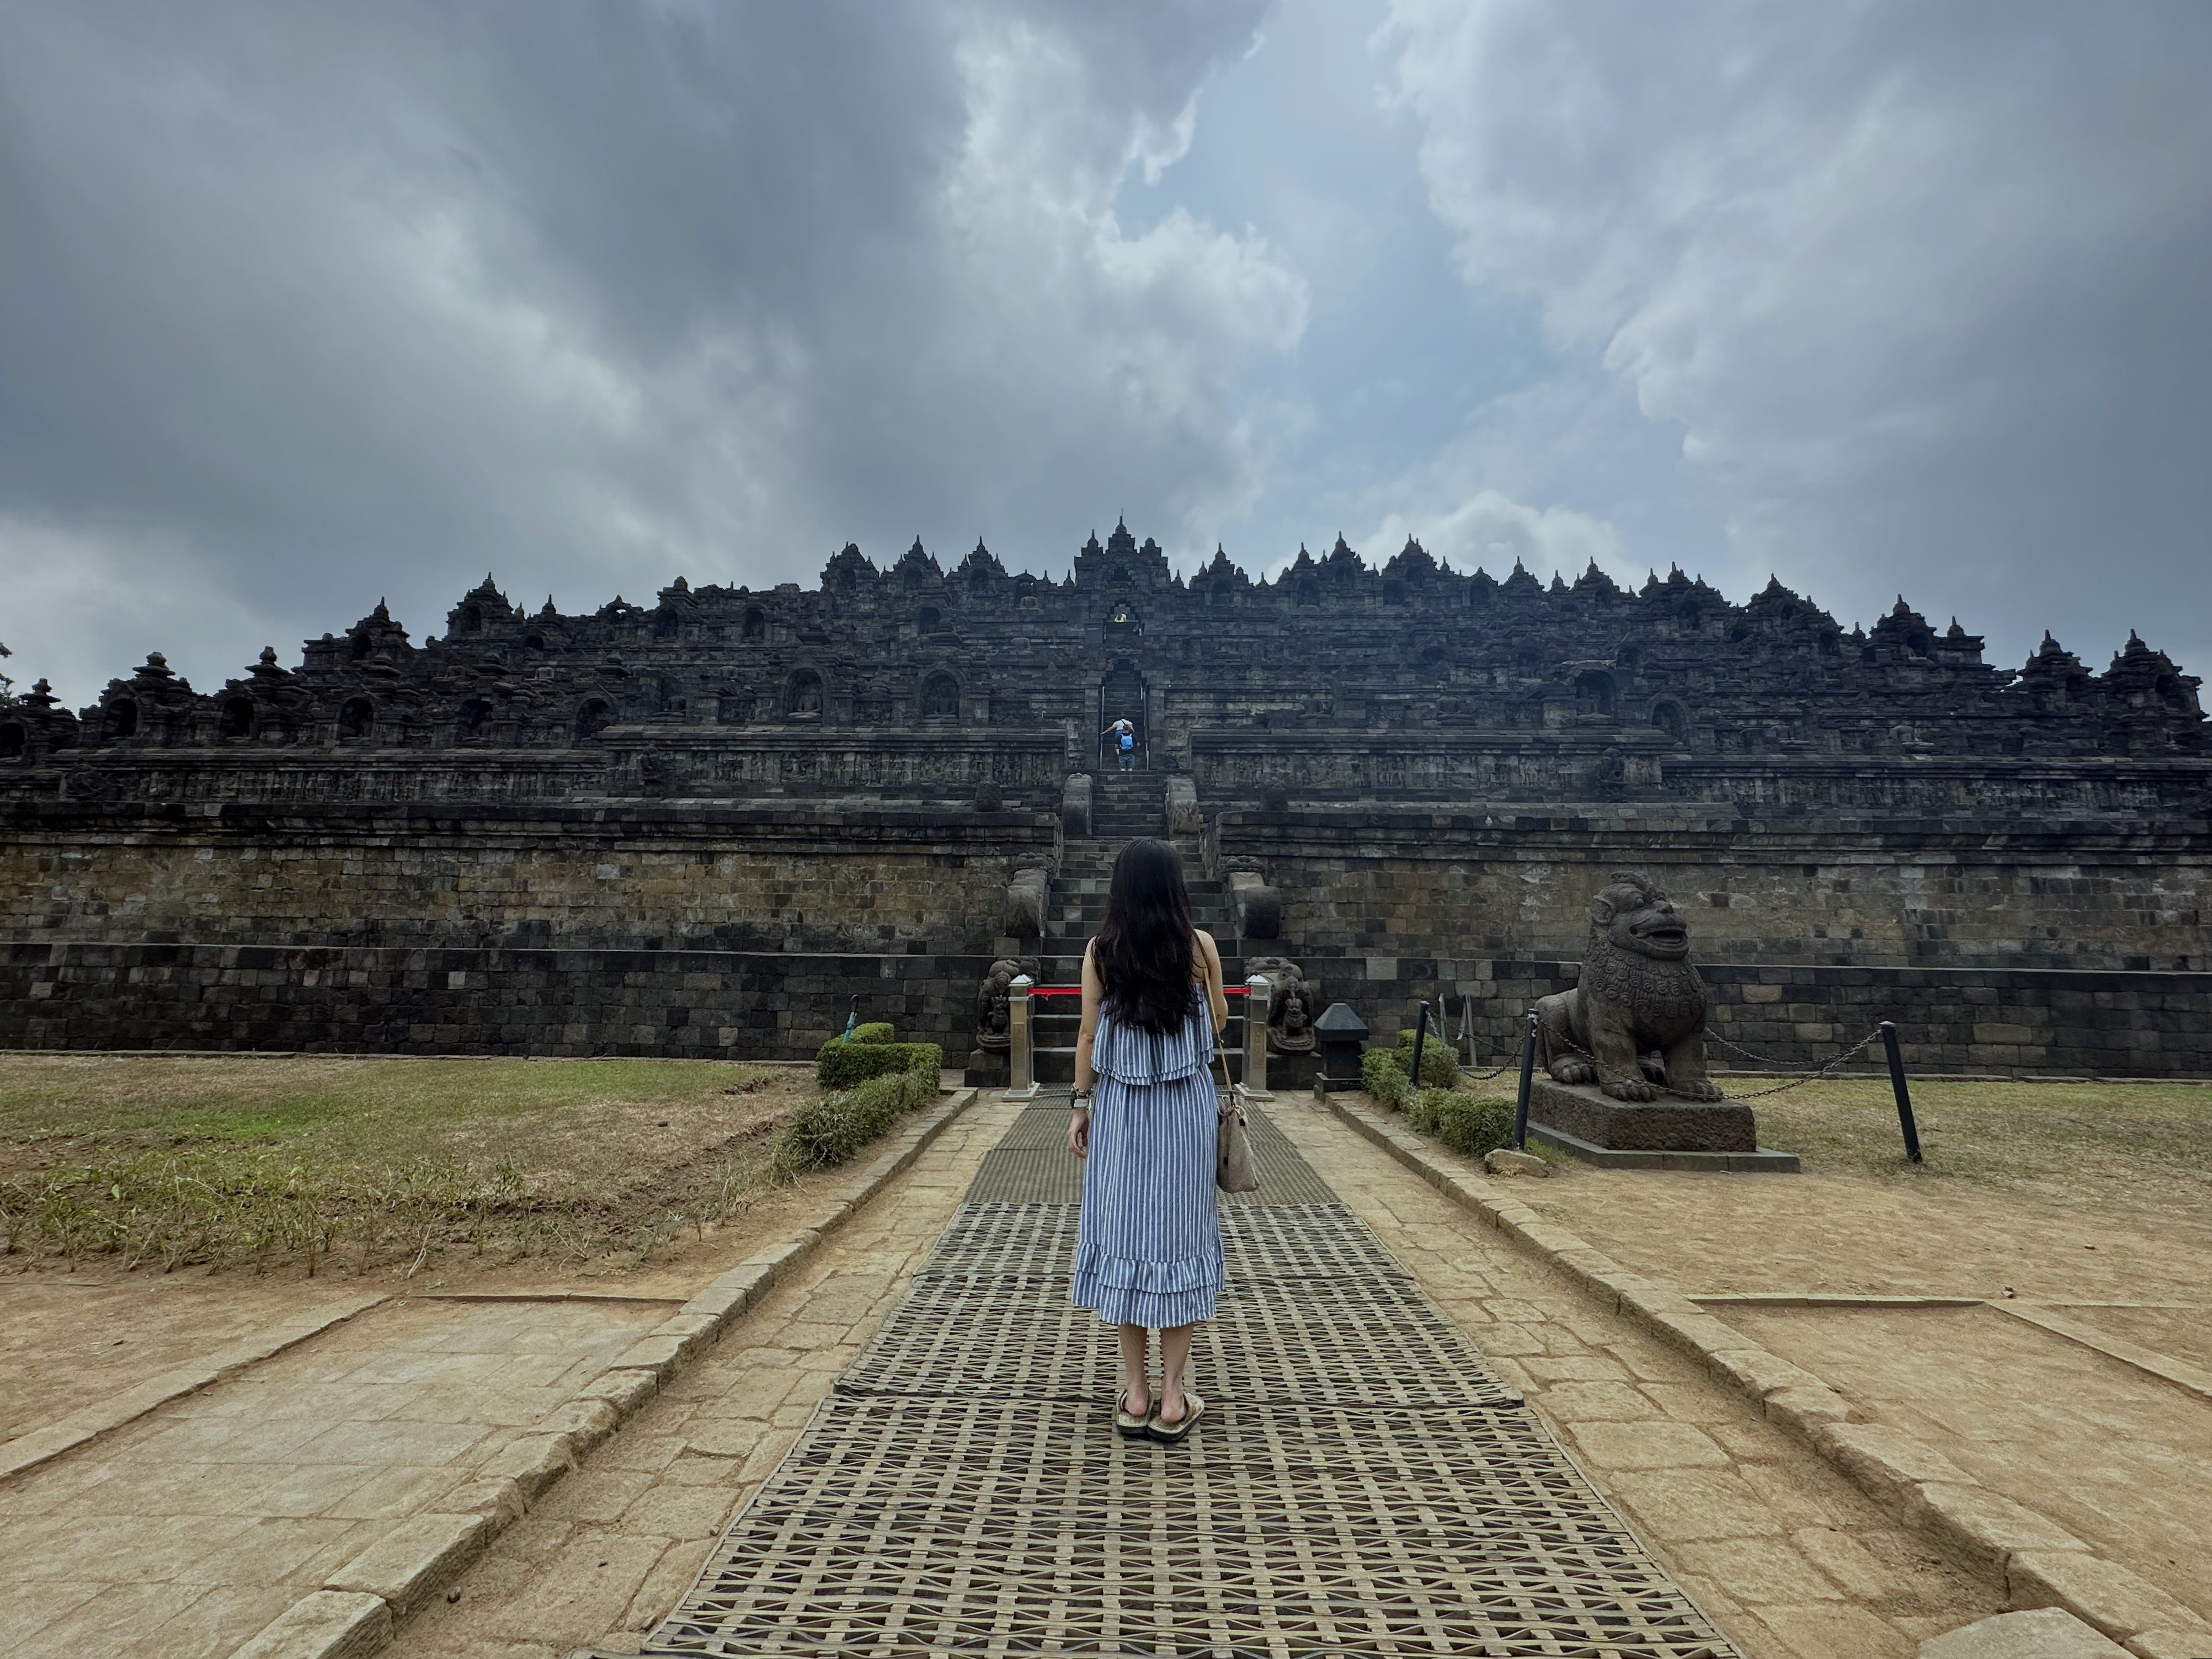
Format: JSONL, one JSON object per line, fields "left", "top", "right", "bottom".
{"left": 1067, "top": 1107, "right": 1091, "bottom": 1159}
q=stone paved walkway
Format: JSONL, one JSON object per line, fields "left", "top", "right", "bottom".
{"left": 391, "top": 1091, "right": 1991, "bottom": 1658}
{"left": 0, "top": 1291, "right": 674, "bottom": 1656}
{"left": 1, "top": 1089, "right": 2001, "bottom": 1657}
{"left": 643, "top": 1097, "right": 1744, "bottom": 1655}
{"left": 1291, "top": 1095, "right": 1997, "bottom": 1657}
{"left": 385, "top": 1097, "right": 1014, "bottom": 1657}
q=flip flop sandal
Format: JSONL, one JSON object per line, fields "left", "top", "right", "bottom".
{"left": 1115, "top": 1395, "right": 1153, "bottom": 1439}
{"left": 1147, "top": 1397, "right": 1204, "bottom": 1445}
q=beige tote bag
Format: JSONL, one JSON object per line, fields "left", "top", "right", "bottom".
{"left": 1214, "top": 1053, "right": 1259, "bottom": 1193}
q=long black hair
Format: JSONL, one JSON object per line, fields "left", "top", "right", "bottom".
{"left": 1092, "top": 837, "right": 1196, "bottom": 1034}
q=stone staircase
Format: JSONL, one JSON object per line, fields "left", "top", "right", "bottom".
{"left": 1029, "top": 770, "right": 1243, "bottom": 1084}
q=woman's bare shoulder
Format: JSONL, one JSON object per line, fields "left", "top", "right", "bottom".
{"left": 1192, "top": 928, "right": 1221, "bottom": 960}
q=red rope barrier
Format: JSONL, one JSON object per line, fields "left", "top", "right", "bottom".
{"left": 1023, "top": 985, "right": 1248, "bottom": 996}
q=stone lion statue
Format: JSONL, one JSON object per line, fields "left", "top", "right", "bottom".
{"left": 1534, "top": 871, "right": 1720, "bottom": 1102}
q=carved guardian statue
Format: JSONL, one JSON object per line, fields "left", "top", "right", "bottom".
{"left": 1535, "top": 871, "right": 1721, "bottom": 1102}
{"left": 1245, "top": 954, "right": 1315, "bottom": 1053}
{"left": 973, "top": 957, "right": 1033, "bottom": 1052}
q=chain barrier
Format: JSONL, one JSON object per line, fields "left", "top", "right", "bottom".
{"left": 1443, "top": 1022, "right": 1881, "bottom": 1093}
{"left": 1704, "top": 1029, "right": 1870, "bottom": 1071}
{"left": 1549, "top": 1026, "right": 1885, "bottom": 1102}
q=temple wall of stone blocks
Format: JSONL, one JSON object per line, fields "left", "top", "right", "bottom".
{"left": 1215, "top": 809, "right": 2209, "bottom": 972}
{"left": 5, "top": 936, "right": 2205, "bottom": 1077}
{"left": 0, "top": 941, "right": 997, "bottom": 1060}
{"left": 1288, "top": 953, "right": 2212, "bottom": 1079}
{"left": 0, "top": 803, "right": 1059, "bottom": 956}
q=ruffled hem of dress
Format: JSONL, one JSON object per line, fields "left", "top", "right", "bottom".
{"left": 1070, "top": 1269, "right": 1219, "bottom": 1329}
{"left": 1072, "top": 1246, "right": 1219, "bottom": 1297}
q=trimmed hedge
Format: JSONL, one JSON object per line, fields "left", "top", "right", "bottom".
{"left": 816, "top": 1039, "right": 942, "bottom": 1089}
{"left": 1362, "top": 1048, "right": 1515, "bottom": 1159}
{"left": 1362, "top": 1045, "right": 1416, "bottom": 1108}
{"left": 775, "top": 1066, "right": 938, "bottom": 1173}
{"left": 1364, "top": 1042, "right": 1457, "bottom": 1094}
{"left": 850, "top": 1021, "right": 897, "bottom": 1044}
{"left": 1413, "top": 1092, "right": 1516, "bottom": 1159}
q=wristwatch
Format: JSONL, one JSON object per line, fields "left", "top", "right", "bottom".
{"left": 1070, "top": 1087, "right": 1094, "bottom": 1108}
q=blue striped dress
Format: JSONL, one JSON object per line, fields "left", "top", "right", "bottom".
{"left": 1070, "top": 985, "right": 1224, "bottom": 1329}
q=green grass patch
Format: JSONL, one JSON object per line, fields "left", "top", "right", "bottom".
{"left": 0, "top": 1057, "right": 740, "bottom": 1150}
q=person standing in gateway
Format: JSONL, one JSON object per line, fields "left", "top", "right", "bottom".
{"left": 1067, "top": 837, "right": 1230, "bottom": 1443}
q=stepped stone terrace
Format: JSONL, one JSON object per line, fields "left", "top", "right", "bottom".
{"left": 2, "top": 521, "right": 2206, "bottom": 1070}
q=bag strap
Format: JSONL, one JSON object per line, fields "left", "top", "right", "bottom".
{"left": 1213, "top": 1051, "right": 1234, "bottom": 1095}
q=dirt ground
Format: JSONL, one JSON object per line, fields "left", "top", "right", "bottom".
{"left": 1516, "top": 1077, "right": 2212, "bottom": 1308}
{"left": 0, "top": 1172, "right": 853, "bottom": 1450}
{"left": 0, "top": 1055, "right": 867, "bottom": 1452}
{"left": 1410, "top": 1076, "right": 2212, "bottom": 1625}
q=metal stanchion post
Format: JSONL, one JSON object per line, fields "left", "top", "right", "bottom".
{"left": 1008, "top": 975, "right": 1036, "bottom": 1101}
{"left": 1512, "top": 1009, "right": 1538, "bottom": 1151}
{"left": 1880, "top": 1020, "right": 1922, "bottom": 1163}
{"left": 1243, "top": 975, "right": 1271, "bottom": 1098}
{"left": 1408, "top": 999, "right": 1431, "bottom": 1093}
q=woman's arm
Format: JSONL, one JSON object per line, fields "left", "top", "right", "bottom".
{"left": 1068, "top": 941, "right": 1104, "bottom": 1157}
{"left": 1074, "top": 940, "right": 1102, "bottom": 1094}
{"left": 1195, "top": 929, "right": 1229, "bottom": 1034}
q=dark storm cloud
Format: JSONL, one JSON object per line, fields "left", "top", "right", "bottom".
{"left": 0, "top": 0, "right": 1292, "bottom": 698}
{"left": 1381, "top": 0, "right": 2212, "bottom": 676}
{"left": 4, "top": 0, "right": 2209, "bottom": 702}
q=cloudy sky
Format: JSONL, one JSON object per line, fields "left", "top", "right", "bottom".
{"left": 3, "top": 0, "right": 2208, "bottom": 705}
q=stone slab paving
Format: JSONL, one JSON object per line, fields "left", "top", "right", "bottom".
{"left": 1717, "top": 1303, "right": 2212, "bottom": 1624}
{"left": 381, "top": 1095, "right": 1020, "bottom": 1658}
{"left": 0, "top": 1086, "right": 2008, "bottom": 1658}
{"left": 0, "top": 1292, "right": 670, "bottom": 1656}
{"left": 1292, "top": 1092, "right": 2008, "bottom": 1659}
{"left": 1280, "top": 1093, "right": 2004, "bottom": 1657}
{"left": 0, "top": 1276, "right": 387, "bottom": 1444}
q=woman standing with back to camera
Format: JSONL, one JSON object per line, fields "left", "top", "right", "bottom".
{"left": 1068, "top": 836, "right": 1230, "bottom": 1444}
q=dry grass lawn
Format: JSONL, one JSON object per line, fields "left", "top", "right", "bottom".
{"left": 0, "top": 1054, "right": 818, "bottom": 1277}
{"left": 1474, "top": 1074, "right": 2212, "bottom": 1306}
{"left": 1743, "top": 1072, "right": 2212, "bottom": 1185}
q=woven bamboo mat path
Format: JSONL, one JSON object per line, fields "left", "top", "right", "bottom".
{"left": 630, "top": 1094, "right": 1741, "bottom": 1658}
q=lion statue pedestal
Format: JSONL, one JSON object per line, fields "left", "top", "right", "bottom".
{"left": 1526, "top": 872, "right": 1798, "bottom": 1171}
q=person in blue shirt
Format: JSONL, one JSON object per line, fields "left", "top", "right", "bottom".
{"left": 1102, "top": 717, "right": 1137, "bottom": 771}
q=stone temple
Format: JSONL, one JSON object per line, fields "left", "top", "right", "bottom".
{"left": 2, "top": 519, "right": 2206, "bottom": 1076}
